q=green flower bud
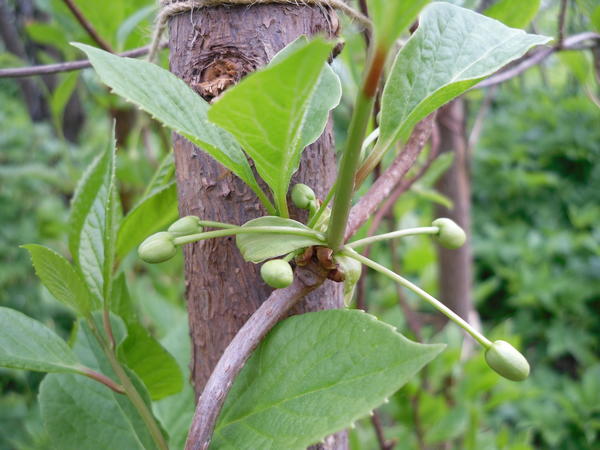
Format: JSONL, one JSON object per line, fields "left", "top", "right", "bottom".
{"left": 485, "top": 340, "right": 530, "bottom": 381}
{"left": 432, "top": 218, "right": 466, "bottom": 249}
{"left": 168, "top": 216, "right": 203, "bottom": 237}
{"left": 260, "top": 259, "right": 294, "bottom": 289}
{"left": 336, "top": 255, "right": 363, "bottom": 307}
{"left": 291, "top": 184, "right": 317, "bottom": 210}
{"left": 138, "top": 232, "right": 177, "bottom": 264}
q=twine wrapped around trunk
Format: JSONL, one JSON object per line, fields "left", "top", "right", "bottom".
{"left": 148, "top": 0, "right": 371, "bottom": 61}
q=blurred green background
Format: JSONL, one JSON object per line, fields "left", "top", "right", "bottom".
{"left": 1, "top": 0, "right": 598, "bottom": 449}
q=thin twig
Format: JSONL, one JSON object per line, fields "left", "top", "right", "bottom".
{"left": 476, "top": 32, "right": 600, "bottom": 88}
{"left": 357, "top": 0, "right": 371, "bottom": 48}
{"left": 184, "top": 263, "right": 328, "bottom": 450}
{"left": 345, "top": 114, "right": 436, "bottom": 241}
{"left": 557, "top": 0, "right": 568, "bottom": 49}
{"left": 62, "top": 0, "right": 113, "bottom": 52}
{"left": 0, "top": 44, "right": 164, "bottom": 78}
{"left": 80, "top": 367, "right": 125, "bottom": 394}
{"left": 371, "top": 410, "right": 395, "bottom": 450}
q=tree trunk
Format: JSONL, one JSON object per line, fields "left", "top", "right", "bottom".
{"left": 434, "top": 99, "right": 474, "bottom": 321}
{"left": 168, "top": 5, "right": 346, "bottom": 449}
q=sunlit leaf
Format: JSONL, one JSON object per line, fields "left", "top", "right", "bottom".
{"left": 208, "top": 39, "right": 335, "bottom": 213}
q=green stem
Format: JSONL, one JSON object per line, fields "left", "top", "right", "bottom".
{"left": 327, "top": 91, "right": 375, "bottom": 250}
{"left": 197, "top": 220, "right": 237, "bottom": 229}
{"left": 307, "top": 183, "right": 336, "bottom": 229}
{"left": 343, "top": 248, "right": 492, "bottom": 348}
{"left": 86, "top": 320, "right": 169, "bottom": 450}
{"left": 327, "top": 46, "right": 387, "bottom": 250}
{"left": 173, "top": 226, "right": 325, "bottom": 246}
{"left": 347, "top": 226, "right": 439, "bottom": 249}
{"left": 104, "top": 345, "right": 169, "bottom": 450}
{"left": 276, "top": 193, "right": 290, "bottom": 219}
{"left": 255, "top": 187, "right": 278, "bottom": 216}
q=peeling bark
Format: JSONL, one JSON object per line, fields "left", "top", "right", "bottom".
{"left": 168, "top": 5, "right": 346, "bottom": 449}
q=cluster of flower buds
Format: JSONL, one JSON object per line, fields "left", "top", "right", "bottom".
{"left": 260, "top": 259, "right": 294, "bottom": 289}
{"left": 138, "top": 216, "right": 203, "bottom": 264}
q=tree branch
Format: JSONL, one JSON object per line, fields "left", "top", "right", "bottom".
{"left": 344, "top": 114, "right": 436, "bottom": 241}
{"left": 476, "top": 32, "right": 600, "bottom": 89}
{"left": 184, "top": 262, "right": 329, "bottom": 450}
{"left": 0, "top": 44, "right": 162, "bottom": 78}
{"left": 557, "top": 0, "right": 568, "bottom": 49}
{"left": 62, "top": 0, "right": 113, "bottom": 52}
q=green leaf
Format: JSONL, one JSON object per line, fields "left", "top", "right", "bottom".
{"left": 269, "top": 36, "right": 342, "bottom": 148}
{"left": 144, "top": 152, "right": 175, "bottom": 197}
{"left": 208, "top": 39, "right": 335, "bottom": 213}
{"left": 368, "top": 0, "right": 430, "bottom": 49}
{"left": 212, "top": 310, "right": 444, "bottom": 449}
{"left": 73, "top": 44, "right": 268, "bottom": 209}
{"left": 50, "top": 71, "right": 79, "bottom": 135}
{"left": 0, "top": 307, "right": 81, "bottom": 373}
{"left": 22, "top": 244, "right": 96, "bottom": 315}
{"left": 68, "top": 134, "right": 116, "bottom": 302}
{"left": 39, "top": 315, "right": 159, "bottom": 450}
{"left": 118, "top": 323, "right": 183, "bottom": 401}
{"left": 116, "top": 182, "right": 178, "bottom": 261}
{"left": 484, "top": 0, "right": 541, "bottom": 28}
{"left": 378, "top": 2, "right": 551, "bottom": 153}
{"left": 236, "top": 216, "right": 325, "bottom": 263}
{"left": 154, "top": 317, "right": 195, "bottom": 450}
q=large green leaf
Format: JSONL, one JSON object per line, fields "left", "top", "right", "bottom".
{"left": 73, "top": 44, "right": 267, "bottom": 207}
{"left": 39, "top": 315, "right": 159, "bottom": 450}
{"left": 116, "top": 182, "right": 178, "bottom": 261}
{"left": 236, "top": 216, "right": 325, "bottom": 263}
{"left": 368, "top": 0, "right": 430, "bottom": 48}
{"left": 22, "top": 244, "right": 96, "bottom": 315}
{"left": 484, "top": 0, "right": 541, "bottom": 28}
{"left": 154, "top": 317, "right": 195, "bottom": 449}
{"left": 212, "top": 310, "right": 444, "bottom": 449}
{"left": 378, "top": 2, "right": 551, "bottom": 153}
{"left": 118, "top": 323, "right": 183, "bottom": 401}
{"left": 68, "top": 135, "right": 116, "bottom": 302}
{"left": 269, "top": 36, "right": 342, "bottom": 149}
{"left": 0, "top": 307, "right": 81, "bottom": 373}
{"left": 208, "top": 39, "right": 335, "bottom": 212}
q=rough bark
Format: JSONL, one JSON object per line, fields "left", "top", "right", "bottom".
{"left": 168, "top": 5, "right": 346, "bottom": 449}
{"left": 434, "top": 99, "right": 473, "bottom": 321}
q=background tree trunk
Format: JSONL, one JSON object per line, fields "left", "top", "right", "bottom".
{"left": 168, "top": 5, "right": 347, "bottom": 449}
{"left": 434, "top": 99, "right": 474, "bottom": 321}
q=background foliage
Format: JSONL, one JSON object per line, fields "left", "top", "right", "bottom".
{"left": 1, "top": 0, "right": 598, "bottom": 449}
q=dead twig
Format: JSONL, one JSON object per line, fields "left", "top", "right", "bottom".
{"left": 476, "top": 32, "right": 600, "bottom": 89}
{"left": 0, "top": 44, "right": 164, "bottom": 78}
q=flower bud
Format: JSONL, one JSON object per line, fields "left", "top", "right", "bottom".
{"left": 138, "top": 232, "right": 177, "bottom": 264}
{"left": 485, "top": 340, "right": 530, "bottom": 381}
{"left": 168, "top": 216, "right": 203, "bottom": 237}
{"left": 432, "top": 218, "right": 466, "bottom": 249}
{"left": 335, "top": 255, "right": 363, "bottom": 306}
{"left": 260, "top": 259, "right": 294, "bottom": 289}
{"left": 291, "top": 184, "right": 317, "bottom": 210}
